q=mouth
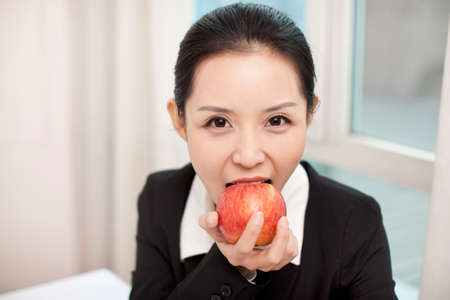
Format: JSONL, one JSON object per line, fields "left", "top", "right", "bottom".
{"left": 225, "top": 179, "right": 272, "bottom": 188}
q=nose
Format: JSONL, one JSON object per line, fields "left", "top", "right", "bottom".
{"left": 231, "top": 129, "right": 265, "bottom": 168}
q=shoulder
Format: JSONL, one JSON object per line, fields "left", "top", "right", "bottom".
{"left": 301, "top": 160, "right": 381, "bottom": 219}
{"left": 301, "top": 160, "right": 383, "bottom": 257}
{"left": 300, "top": 161, "right": 386, "bottom": 272}
{"left": 138, "top": 163, "right": 196, "bottom": 223}
{"left": 320, "top": 175, "right": 380, "bottom": 217}
{"left": 141, "top": 162, "right": 195, "bottom": 197}
{"left": 143, "top": 163, "right": 195, "bottom": 190}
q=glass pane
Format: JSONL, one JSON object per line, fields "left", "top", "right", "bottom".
{"left": 195, "top": 0, "right": 305, "bottom": 30}
{"left": 307, "top": 159, "right": 429, "bottom": 300}
{"left": 351, "top": 0, "right": 450, "bottom": 152}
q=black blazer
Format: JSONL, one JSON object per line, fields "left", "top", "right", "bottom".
{"left": 130, "top": 161, "right": 397, "bottom": 300}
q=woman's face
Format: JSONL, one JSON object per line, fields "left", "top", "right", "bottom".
{"left": 168, "top": 47, "right": 312, "bottom": 204}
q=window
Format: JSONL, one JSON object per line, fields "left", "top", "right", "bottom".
{"left": 352, "top": 0, "right": 448, "bottom": 152}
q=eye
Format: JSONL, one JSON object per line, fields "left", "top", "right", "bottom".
{"left": 203, "top": 116, "right": 230, "bottom": 128}
{"left": 267, "top": 115, "right": 291, "bottom": 127}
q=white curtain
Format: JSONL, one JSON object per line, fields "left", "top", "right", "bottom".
{"left": 110, "top": 0, "right": 192, "bottom": 281}
{"left": 0, "top": 0, "right": 192, "bottom": 291}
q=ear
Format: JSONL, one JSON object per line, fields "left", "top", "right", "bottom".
{"left": 307, "top": 96, "right": 320, "bottom": 126}
{"left": 167, "top": 98, "right": 187, "bottom": 142}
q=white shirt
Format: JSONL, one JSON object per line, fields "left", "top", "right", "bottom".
{"left": 180, "top": 163, "right": 309, "bottom": 266}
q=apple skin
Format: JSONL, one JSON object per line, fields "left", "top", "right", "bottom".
{"left": 216, "top": 183, "right": 286, "bottom": 246}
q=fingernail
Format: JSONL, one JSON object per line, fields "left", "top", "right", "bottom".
{"left": 254, "top": 212, "right": 264, "bottom": 225}
{"left": 280, "top": 216, "right": 288, "bottom": 228}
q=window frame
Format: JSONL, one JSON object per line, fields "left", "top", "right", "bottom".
{"left": 304, "top": 0, "right": 435, "bottom": 192}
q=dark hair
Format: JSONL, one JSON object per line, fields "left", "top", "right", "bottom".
{"left": 174, "top": 2, "right": 316, "bottom": 119}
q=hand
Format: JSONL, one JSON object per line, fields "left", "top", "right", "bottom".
{"left": 199, "top": 211, "right": 298, "bottom": 272}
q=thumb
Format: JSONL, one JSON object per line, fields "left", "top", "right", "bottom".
{"left": 199, "top": 211, "right": 226, "bottom": 243}
{"left": 199, "top": 211, "right": 218, "bottom": 229}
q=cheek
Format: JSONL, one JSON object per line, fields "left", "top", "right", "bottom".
{"left": 265, "top": 127, "right": 307, "bottom": 160}
{"left": 186, "top": 133, "right": 232, "bottom": 203}
{"left": 186, "top": 132, "right": 231, "bottom": 175}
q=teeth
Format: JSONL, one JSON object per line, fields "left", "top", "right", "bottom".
{"left": 226, "top": 179, "right": 271, "bottom": 188}
{"left": 234, "top": 180, "right": 266, "bottom": 185}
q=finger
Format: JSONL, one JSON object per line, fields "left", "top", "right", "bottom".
{"left": 198, "top": 212, "right": 245, "bottom": 266}
{"left": 263, "top": 216, "right": 289, "bottom": 267}
{"left": 273, "top": 229, "right": 298, "bottom": 270}
{"left": 198, "top": 212, "right": 226, "bottom": 243}
{"left": 234, "top": 211, "right": 264, "bottom": 255}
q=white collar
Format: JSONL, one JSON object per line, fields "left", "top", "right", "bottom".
{"left": 180, "top": 163, "right": 309, "bottom": 266}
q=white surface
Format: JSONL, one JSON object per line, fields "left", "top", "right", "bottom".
{"left": 0, "top": 269, "right": 131, "bottom": 300}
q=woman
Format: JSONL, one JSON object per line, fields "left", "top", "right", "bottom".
{"left": 130, "top": 3, "right": 397, "bottom": 299}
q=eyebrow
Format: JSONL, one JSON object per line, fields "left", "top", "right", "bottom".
{"left": 197, "top": 101, "right": 298, "bottom": 114}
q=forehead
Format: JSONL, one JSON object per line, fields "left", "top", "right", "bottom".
{"left": 186, "top": 48, "right": 305, "bottom": 109}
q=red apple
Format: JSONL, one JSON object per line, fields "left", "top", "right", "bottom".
{"left": 216, "top": 183, "right": 286, "bottom": 246}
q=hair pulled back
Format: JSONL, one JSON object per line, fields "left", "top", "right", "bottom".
{"left": 174, "top": 3, "right": 316, "bottom": 118}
